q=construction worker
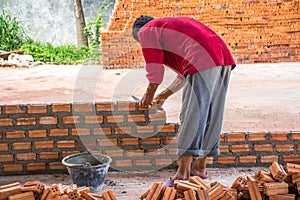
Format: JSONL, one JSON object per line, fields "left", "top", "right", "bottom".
{"left": 132, "top": 15, "right": 236, "bottom": 186}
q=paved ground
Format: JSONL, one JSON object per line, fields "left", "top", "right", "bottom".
{"left": 0, "top": 62, "right": 299, "bottom": 131}
{"left": 0, "top": 62, "right": 299, "bottom": 198}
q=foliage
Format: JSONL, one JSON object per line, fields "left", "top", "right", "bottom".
{"left": 0, "top": 10, "right": 31, "bottom": 51}
{"left": 21, "top": 42, "right": 90, "bottom": 64}
{"left": 84, "top": 0, "right": 112, "bottom": 61}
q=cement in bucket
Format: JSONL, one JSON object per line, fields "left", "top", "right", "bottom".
{"left": 62, "top": 152, "right": 112, "bottom": 192}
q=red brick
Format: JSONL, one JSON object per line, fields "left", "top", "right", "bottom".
{"left": 270, "top": 132, "right": 288, "bottom": 141}
{"left": 78, "top": 139, "right": 96, "bottom": 148}
{"left": 163, "top": 136, "right": 178, "bottom": 145}
{"left": 57, "top": 141, "right": 75, "bottom": 148}
{"left": 39, "top": 152, "right": 59, "bottom": 160}
{"left": 62, "top": 116, "right": 80, "bottom": 124}
{"left": 50, "top": 129, "right": 68, "bottom": 137}
{"left": 0, "top": 118, "right": 13, "bottom": 126}
{"left": 135, "top": 159, "right": 152, "bottom": 167}
{"left": 98, "top": 138, "right": 118, "bottom": 147}
{"left": 16, "top": 153, "right": 36, "bottom": 161}
{"left": 282, "top": 154, "right": 300, "bottom": 163}
{"left": 113, "top": 160, "right": 132, "bottom": 168}
{"left": 71, "top": 128, "right": 90, "bottom": 136}
{"left": 96, "top": 102, "right": 114, "bottom": 112}
{"left": 0, "top": 143, "right": 8, "bottom": 151}
{"left": 114, "top": 127, "right": 131, "bottom": 135}
{"left": 34, "top": 141, "right": 54, "bottom": 149}
{"left": 149, "top": 111, "right": 166, "bottom": 122}
{"left": 5, "top": 105, "right": 26, "bottom": 114}
{"left": 126, "top": 149, "right": 144, "bottom": 157}
{"left": 291, "top": 132, "right": 300, "bottom": 140}
{"left": 28, "top": 130, "right": 47, "bottom": 138}
{"left": 260, "top": 155, "right": 279, "bottom": 163}
{"left": 0, "top": 154, "right": 13, "bottom": 162}
{"left": 6, "top": 130, "right": 25, "bottom": 139}
{"left": 231, "top": 144, "right": 250, "bottom": 152}
{"left": 239, "top": 156, "right": 257, "bottom": 164}
{"left": 84, "top": 116, "right": 103, "bottom": 124}
{"left": 248, "top": 132, "right": 267, "bottom": 141}
{"left": 220, "top": 133, "right": 225, "bottom": 143}
{"left": 147, "top": 149, "right": 166, "bottom": 156}
{"left": 52, "top": 104, "right": 71, "bottom": 112}
{"left": 275, "top": 144, "right": 294, "bottom": 152}
{"left": 227, "top": 132, "right": 246, "bottom": 142}
{"left": 206, "top": 157, "right": 214, "bottom": 165}
{"left": 61, "top": 151, "right": 80, "bottom": 158}
{"left": 105, "top": 149, "right": 124, "bottom": 157}
{"left": 157, "top": 124, "right": 175, "bottom": 133}
{"left": 27, "top": 105, "right": 47, "bottom": 114}
{"left": 26, "top": 163, "right": 46, "bottom": 171}
{"left": 12, "top": 142, "right": 31, "bottom": 150}
{"left": 94, "top": 128, "right": 112, "bottom": 135}
{"left": 254, "top": 144, "right": 273, "bottom": 152}
{"left": 127, "top": 114, "right": 146, "bottom": 123}
{"left": 136, "top": 126, "right": 154, "bottom": 134}
{"left": 73, "top": 103, "right": 93, "bottom": 112}
{"left": 117, "top": 101, "right": 137, "bottom": 111}
{"left": 120, "top": 138, "right": 138, "bottom": 146}
{"left": 39, "top": 116, "right": 57, "bottom": 125}
{"left": 219, "top": 145, "right": 229, "bottom": 153}
{"left": 217, "top": 156, "right": 236, "bottom": 165}
{"left": 106, "top": 115, "right": 124, "bottom": 123}
{"left": 167, "top": 148, "right": 178, "bottom": 156}
{"left": 49, "top": 162, "right": 66, "bottom": 170}
{"left": 155, "top": 158, "right": 173, "bottom": 166}
{"left": 16, "top": 117, "right": 36, "bottom": 125}
{"left": 141, "top": 137, "right": 160, "bottom": 145}
{"left": 3, "top": 164, "right": 23, "bottom": 172}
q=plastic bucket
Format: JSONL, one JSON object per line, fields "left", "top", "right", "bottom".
{"left": 62, "top": 152, "right": 112, "bottom": 192}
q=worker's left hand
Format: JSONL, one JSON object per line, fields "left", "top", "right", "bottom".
{"left": 154, "top": 93, "right": 168, "bottom": 107}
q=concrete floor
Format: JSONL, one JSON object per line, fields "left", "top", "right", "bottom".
{"left": 0, "top": 62, "right": 299, "bottom": 199}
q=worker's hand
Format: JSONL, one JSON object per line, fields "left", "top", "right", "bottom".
{"left": 140, "top": 93, "right": 153, "bottom": 108}
{"left": 154, "top": 93, "right": 168, "bottom": 107}
{"left": 139, "top": 83, "right": 159, "bottom": 109}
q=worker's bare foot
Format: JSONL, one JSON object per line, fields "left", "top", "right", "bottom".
{"left": 171, "top": 155, "right": 193, "bottom": 181}
{"left": 191, "top": 156, "right": 208, "bottom": 179}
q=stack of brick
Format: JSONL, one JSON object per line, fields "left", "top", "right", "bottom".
{"left": 101, "top": 0, "right": 300, "bottom": 69}
{"left": 140, "top": 162, "right": 300, "bottom": 200}
{"left": 0, "top": 181, "right": 116, "bottom": 200}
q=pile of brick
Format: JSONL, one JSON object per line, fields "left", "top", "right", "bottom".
{"left": 0, "top": 181, "right": 116, "bottom": 200}
{"left": 140, "top": 162, "right": 300, "bottom": 200}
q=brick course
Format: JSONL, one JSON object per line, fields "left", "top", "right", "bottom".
{"left": 0, "top": 101, "right": 299, "bottom": 175}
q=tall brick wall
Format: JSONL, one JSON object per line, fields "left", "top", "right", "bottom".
{"left": 0, "top": 101, "right": 299, "bottom": 175}
{"left": 101, "top": 0, "right": 300, "bottom": 69}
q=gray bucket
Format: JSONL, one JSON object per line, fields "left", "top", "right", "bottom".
{"left": 62, "top": 152, "right": 112, "bottom": 192}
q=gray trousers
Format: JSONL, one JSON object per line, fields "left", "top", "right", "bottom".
{"left": 177, "top": 66, "right": 231, "bottom": 157}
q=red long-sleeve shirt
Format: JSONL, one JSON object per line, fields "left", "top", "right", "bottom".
{"left": 138, "top": 16, "right": 236, "bottom": 84}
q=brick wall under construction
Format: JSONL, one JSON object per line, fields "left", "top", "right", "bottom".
{"left": 101, "top": 0, "right": 300, "bottom": 69}
{"left": 0, "top": 102, "right": 299, "bottom": 175}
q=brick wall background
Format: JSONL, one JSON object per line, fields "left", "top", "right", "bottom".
{"left": 101, "top": 0, "right": 300, "bottom": 69}
{"left": 0, "top": 101, "right": 299, "bottom": 175}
